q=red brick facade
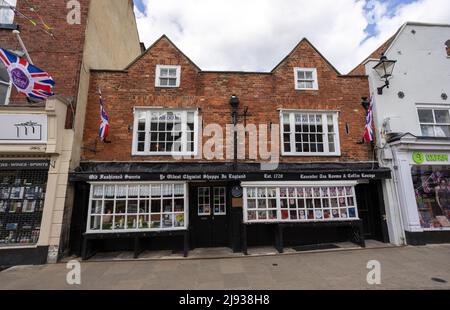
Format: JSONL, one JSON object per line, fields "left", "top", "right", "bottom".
{"left": 0, "top": 0, "right": 90, "bottom": 126}
{"left": 83, "top": 36, "right": 372, "bottom": 164}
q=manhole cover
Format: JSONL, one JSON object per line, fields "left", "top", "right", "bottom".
{"left": 431, "top": 277, "right": 448, "bottom": 284}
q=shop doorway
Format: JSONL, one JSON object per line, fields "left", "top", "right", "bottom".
{"left": 189, "top": 184, "right": 230, "bottom": 248}
{"left": 356, "top": 181, "right": 389, "bottom": 242}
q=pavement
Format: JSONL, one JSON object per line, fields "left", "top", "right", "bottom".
{"left": 0, "top": 244, "right": 449, "bottom": 290}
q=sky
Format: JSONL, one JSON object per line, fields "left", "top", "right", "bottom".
{"left": 133, "top": 0, "right": 450, "bottom": 73}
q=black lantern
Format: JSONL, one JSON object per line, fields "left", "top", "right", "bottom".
{"left": 373, "top": 54, "right": 396, "bottom": 95}
{"left": 361, "top": 97, "right": 370, "bottom": 112}
{"left": 229, "top": 95, "right": 240, "bottom": 110}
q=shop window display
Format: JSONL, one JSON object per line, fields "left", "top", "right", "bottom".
{"left": 412, "top": 165, "right": 450, "bottom": 229}
{"left": 87, "top": 183, "right": 187, "bottom": 233}
{"left": 0, "top": 170, "right": 47, "bottom": 246}
{"left": 244, "top": 185, "right": 358, "bottom": 223}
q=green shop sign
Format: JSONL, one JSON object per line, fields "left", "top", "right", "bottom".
{"left": 412, "top": 152, "right": 449, "bottom": 164}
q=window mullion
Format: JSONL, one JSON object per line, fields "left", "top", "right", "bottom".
{"left": 323, "top": 113, "right": 330, "bottom": 154}
{"left": 181, "top": 111, "right": 187, "bottom": 153}
{"left": 290, "top": 113, "right": 295, "bottom": 154}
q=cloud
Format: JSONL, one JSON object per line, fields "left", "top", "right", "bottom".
{"left": 134, "top": 0, "right": 450, "bottom": 73}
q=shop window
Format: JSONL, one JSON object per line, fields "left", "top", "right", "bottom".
{"left": 155, "top": 65, "right": 181, "bottom": 88}
{"left": 0, "top": 169, "right": 48, "bottom": 246}
{"left": 213, "top": 187, "right": 226, "bottom": 215}
{"left": 133, "top": 108, "right": 198, "bottom": 155}
{"left": 87, "top": 183, "right": 187, "bottom": 233}
{"left": 412, "top": 165, "right": 450, "bottom": 229}
{"left": 281, "top": 111, "right": 340, "bottom": 156}
{"left": 243, "top": 184, "right": 358, "bottom": 223}
{"left": 0, "top": 0, "right": 16, "bottom": 25}
{"left": 418, "top": 108, "right": 450, "bottom": 137}
{"left": 0, "top": 60, "right": 11, "bottom": 105}
{"left": 294, "top": 68, "right": 318, "bottom": 90}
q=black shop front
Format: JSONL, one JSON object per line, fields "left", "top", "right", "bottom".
{"left": 68, "top": 162, "right": 391, "bottom": 259}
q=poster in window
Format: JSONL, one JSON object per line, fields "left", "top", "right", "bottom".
{"left": 0, "top": 187, "right": 10, "bottom": 199}
{"left": 0, "top": 200, "right": 7, "bottom": 213}
{"left": 22, "top": 200, "right": 36, "bottom": 213}
{"left": 412, "top": 165, "right": 450, "bottom": 229}
{"left": 10, "top": 187, "right": 24, "bottom": 199}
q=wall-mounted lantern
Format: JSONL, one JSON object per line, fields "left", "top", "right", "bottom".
{"left": 373, "top": 54, "right": 396, "bottom": 95}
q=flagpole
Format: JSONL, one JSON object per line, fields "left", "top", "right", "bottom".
{"left": 12, "top": 30, "right": 34, "bottom": 65}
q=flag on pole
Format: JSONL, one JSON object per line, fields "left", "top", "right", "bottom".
{"left": 363, "top": 95, "right": 374, "bottom": 143}
{"left": 98, "top": 89, "right": 110, "bottom": 142}
{"left": 0, "top": 48, "right": 55, "bottom": 101}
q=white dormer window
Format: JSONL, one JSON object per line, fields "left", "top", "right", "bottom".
{"left": 294, "top": 68, "right": 318, "bottom": 90}
{"left": 155, "top": 65, "right": 181, "bottom": 88}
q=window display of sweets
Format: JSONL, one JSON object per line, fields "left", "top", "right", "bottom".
{"left": 243, "top": 184, "right": 359, "bottom": 223}
{"left": 87, "top": 183, "right": 188, "bottom": 233}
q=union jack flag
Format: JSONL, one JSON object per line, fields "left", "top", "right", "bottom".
{"left": 364, "top": 96, "right": 374, "bottom": 143}
{"left": 0, "top": 48, "right": 55, "bottom": 101}
{"left": 98, "top": 89, "right": 110, "bottom": 142}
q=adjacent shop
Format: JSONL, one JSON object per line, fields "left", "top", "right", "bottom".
{"left": 69, "top": 163, "right": 391, "bottom": 258}
{"left": 387, "top": 138, "right": 450, "bottom": 245}
{"left": 0, "top": 98, "right": 74, "bottom": 266}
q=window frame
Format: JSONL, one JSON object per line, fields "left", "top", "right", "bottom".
{"left": 155, "top": 65, "right": 181, "bottom": 88}
{"left": 0, "top": 0, "right": 16, "bottom": 26}
{"left": 0, "top": 77, "right": 11, "bottom": 106}
{"left": 132, "top": 108, "right": 199, "bottom": 156}
{"left": 294, "top": 67, "right": 319, "bottom": 90}
{"left": 86, "top": 182, "right": 189, "bottom": 234}
{"left": 417, "top": 106, "right": 450, "bottom": 138}
{"left": 280, "top": 109, "right": 341, "bottom": 157}
{"left": 242, "top": 181, "right": 359, "bottom": 224}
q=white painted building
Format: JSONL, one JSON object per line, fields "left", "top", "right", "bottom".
{"left": 360, "top": 22, "right": 450, "bottom": 245}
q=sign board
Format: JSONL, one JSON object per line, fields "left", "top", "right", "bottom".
{"left": 70, "top": 170, "right": 392, "bottom": 182}
{"left": 0, "top": 114, "right": 47, "bottom": 143}
{"left": 412, "top": 151, "right": 450, "bottom": 165}
{"left": 0, "top": 160, "right": 50, "bottom": 170}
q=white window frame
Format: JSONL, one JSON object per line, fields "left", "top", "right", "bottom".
{"left": 417, "top": 106, "right": 450, "bottom": 138}
{"left": 132, "top": 108, "right": 199, "bottom": 156}
{"left": 0, "top": 0, "right": 16, "bottom": 25}
{"left": 294, "top": 68, "right": 318, "bottom": 90}
{"left": 86, "top": 182, "right": 189, "bottom": 234}
{"left": 155, "top": 65, "right": 181, "bottom": 88}
{"left": 0, "top": 78, "right": 11, "bottom": 106}
{"left": 242, "top": 181, "right": 359, "bottom": 224}
{"left": 280, "top": 110, "right": 341, "bottom": 156}
{"left": 213, "top": 187, "right": 227, "bottom": 216}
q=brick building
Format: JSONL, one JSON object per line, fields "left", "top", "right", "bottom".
{"left": 0, "top": 0, "right": 141, "bottom": 265}
{"left": 69, "top": 35, "right": 392, "bottom": 258}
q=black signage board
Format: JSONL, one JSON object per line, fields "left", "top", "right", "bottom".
{"left": 69, "top": 170, "right": 391, "bottom": 182}
{"left": 0, "top": 160, "right": 50, "bottom": 170}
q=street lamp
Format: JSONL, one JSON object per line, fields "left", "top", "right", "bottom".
{"left": 373, "top": 54, "right": 396, "bottom": 95}
{"left": 230, "top": 95, "right": 240, "bottom": 125}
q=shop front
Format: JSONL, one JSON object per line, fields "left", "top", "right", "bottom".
{"left": 389, "top": 138, "right": 450, "bottom": 244}
{"left": 0, "top": 97, "right": 74, "bottom": 265}
{"left": 69, "top": 162, "right": 391, "bottom": 258}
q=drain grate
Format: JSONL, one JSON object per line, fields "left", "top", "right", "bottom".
{"left": 431, "top": 277, "right": 448, "bottom": 284}
{"left": 292, "top": 244, "right": 340, "bottom": 252}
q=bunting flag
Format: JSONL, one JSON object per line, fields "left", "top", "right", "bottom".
{"left": 363, "top": 96, "right": 374, "bottom": 143}
{"left": 98, "top": 89, "right": 110, "bottom": 142}
{"left": 0, "top": 48, "right": 55, "bottom": 101}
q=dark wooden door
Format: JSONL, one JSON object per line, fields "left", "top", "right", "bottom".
{"left": 356, "top": 182, "right": 387, "bottom": 241}
{"left": 190, "top": 185, "right": 229, "bottom": 248}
